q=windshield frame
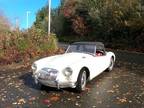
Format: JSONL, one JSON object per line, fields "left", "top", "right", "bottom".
{"left": 65, "top": 44, "right": 96, "bottom": 56}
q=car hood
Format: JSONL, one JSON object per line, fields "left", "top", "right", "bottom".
{"left": 34, "top": 53, "right": 90, "bottom": 71}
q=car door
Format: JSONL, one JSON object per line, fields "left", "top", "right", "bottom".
{"left": 88, "top": 53, "right": 109, "bottom": 80}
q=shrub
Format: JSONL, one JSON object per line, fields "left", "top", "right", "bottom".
{"left": 0, "top": 28, "right": 59, "bottom": 65}
{"left": 47, "top": 34, "right": 58, "bottom": 51}
{"left": 16, "top": 38, "right": 29, "bottom": 52}
{"left": 39, "top": 34, "right": 58, "bottom": 52}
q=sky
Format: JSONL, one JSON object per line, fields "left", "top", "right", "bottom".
{"left": 0, "top": 0, "right": 60, "bottom": 29}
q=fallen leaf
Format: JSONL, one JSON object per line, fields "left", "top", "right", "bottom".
{"left": 29, "top": 97, "right": 36, "bottom": 101}
{"left": 113, "top": 84, "right": 119, "bottom": 89}
{"left": 67, "top": 98, "right": 71, "bottom": 101}
{"left": 97, "top": 100, "right": 102, "bottom": 104}
{"left": 18, "top": 98, "right": 26, "bottom": 104}
{"left": 4, "top": 91, "right": 7, "bottom": 93}
{"left": 12, "top": 102, "right": 17, "bottom": 105}
{"left": 96, "top": 85, "right": 99, "bottom": 87}
{"left": 15, "top": 85, "right": 19, "bottom": 88}
{"left": 0, "top": 77, "right": 4, "bottom": 79}
{"left": 12, "top": 76, "right": 16, "bottom": 78}
{"left": 8, "top": 83, "right": 13, "bottom": 86}
{"left": 42, "top": 99, "right": 50, "bottom": 105}
{"left": 107, "top": 90, "right": 115, "bottom": 93}
{"left": 76, "top": 96, "right": 80, "bottom": 99}
{"left": 96, "top": 92, "right": 99, "bottom": 95}
{"left": 117, "top": 97, "right": 127, "bottom": 103}
{"left": 85, "top": 87, "right": 91, "bottom": 91}
{"left": 1, "top": 98, "right": 5, "bottom": 101}
{"left": 50, "top": 96, "right": 60, "bottom": 102}
{"left": 75, "top": 102, "right": 81, "bottom": 107}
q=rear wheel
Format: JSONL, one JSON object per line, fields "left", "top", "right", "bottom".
{"left": 107, "top": 57, "right": 114, "bottom": 71}
{"left": 76, "top": 69, "right": 87, "bottom": 92}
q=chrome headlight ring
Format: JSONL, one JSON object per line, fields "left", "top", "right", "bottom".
{"left": 63, "top": 67, "right": 73, "bottom": 77}
{"left": 32, "top": 63, "right": 37, "bottom": 73}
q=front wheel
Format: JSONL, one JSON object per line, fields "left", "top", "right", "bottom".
{"left": 76, "top": 69, "right": 87, "bottom": 92}
{"left": 36, "top": 81, "right": 46, "bottom": 90}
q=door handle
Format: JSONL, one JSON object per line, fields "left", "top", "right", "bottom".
{"left": 82, "top": 56, "right": 86, "bottom": 59}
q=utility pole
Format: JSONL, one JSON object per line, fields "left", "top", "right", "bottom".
{"left": 48, "top": 0, "right": 51, "bottom": 36}
{"left": 15, "top": 18, "right": 19, "bottom": 29}
{"left": 26, "top": 11, "right": 31, "bottom": 30}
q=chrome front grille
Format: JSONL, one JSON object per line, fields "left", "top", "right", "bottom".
{"left": 37, "top": 68, "right": 58, "bottom": 81}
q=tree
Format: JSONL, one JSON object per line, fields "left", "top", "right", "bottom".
{"left": 0, "top": 11, "right": 11, "bottom": 32}
{"left": 0, "top": 11, "right": 11, "bottom": 50}
{"left": 33, "top": 0, "right": 144, "bottom": 50}
{"left": 62, "top": 0, "right": 90, "bottom": 36}
{"left": 34, "top": 6, "right": 48, "bottom": 33}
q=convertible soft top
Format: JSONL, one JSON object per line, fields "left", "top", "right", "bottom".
{"left": 72, "top": 42, "right": 105, "bottom": 51}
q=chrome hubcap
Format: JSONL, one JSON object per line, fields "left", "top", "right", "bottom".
{"left": 81, "top": 71, "right": 86, "bottom": 90}
{"left": 109, "top": 59, "right": 114, "bottom": 70}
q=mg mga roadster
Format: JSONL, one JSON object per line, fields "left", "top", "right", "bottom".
{"left": 32, "top": 42, "right": 115, "bottom": 92}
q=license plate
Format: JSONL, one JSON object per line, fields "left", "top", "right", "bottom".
{"left": 39, "top": 74, "right": 45, "bottom": 79}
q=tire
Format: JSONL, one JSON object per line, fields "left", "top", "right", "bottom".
{"left": 107, "top": 57, "right": 114, "bottom": 71}
{"left": 37, "top": 82, "right": 46, "bottom": 90}
{"left": 40, "top": 84, "right": 47, "bottom": 90}
{"left": 76, "top": 69, "right": 87, "bottom": 92}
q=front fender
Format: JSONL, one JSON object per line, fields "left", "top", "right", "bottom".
{"left": 70, "top": 62, "right": 89, "bottom": 83}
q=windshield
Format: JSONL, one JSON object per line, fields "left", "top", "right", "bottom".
{"left": 66, "top": 44, "right": 96, "bottom": 55}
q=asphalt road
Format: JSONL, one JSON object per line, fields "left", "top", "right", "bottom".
{"left": 0, "top": 51, "right": 144, "bottom": 108}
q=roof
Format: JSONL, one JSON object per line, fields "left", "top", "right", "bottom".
{"left": 72, "top": 42, "right": 105, "bottom": 50}
{"left": 72, "top": 42, "right": 104, "bottom": 46}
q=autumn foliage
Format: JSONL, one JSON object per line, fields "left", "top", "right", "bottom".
{"left": 62, "top": 0, "right": 89, "bottom": 36}
{"left": 0, "top": 26, "right": 60, "bottom": 65}
{"left": 59, "top": 0, "right": 144, "bottom": 52}
{"left": 72, "top": 16, "right": 88, "bottom": 36}
{"left": 62, "top": 0, "right": 76, "bottom": 18}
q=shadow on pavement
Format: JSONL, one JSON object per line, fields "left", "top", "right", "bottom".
{"left": 19, "top": 72, "right": 40, "bottom": 90}
{"left": 19, "top": 72, "right": 80, "bottom": 93}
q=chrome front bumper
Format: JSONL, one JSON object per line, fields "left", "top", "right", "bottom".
{"left": 33, "top": 72, "right": 76, "bottom": 89}
{"left": 37, "top": 79, "right": 76, "bottom": 89}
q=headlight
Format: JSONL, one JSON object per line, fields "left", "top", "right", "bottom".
{"left": 32, "top": 63, "right": 37, "bottom": 72}
{"left": 63, "top": 67, "right": 73, "bottom": 77}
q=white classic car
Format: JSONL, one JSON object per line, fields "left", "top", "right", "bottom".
{"left": 32, "top": 42, "right": 115, "bottom": 92}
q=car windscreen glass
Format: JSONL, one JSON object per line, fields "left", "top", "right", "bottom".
{"left": 66, "top": 44, "right": 95, "bottom": 54}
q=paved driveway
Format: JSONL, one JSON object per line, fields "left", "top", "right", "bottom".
{"left": 0, "top": 51, "right": 144, "bottom": 108}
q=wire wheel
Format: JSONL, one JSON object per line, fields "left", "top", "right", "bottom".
{"left": 76, "top": 69, "right": 87, "bottom": 92}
